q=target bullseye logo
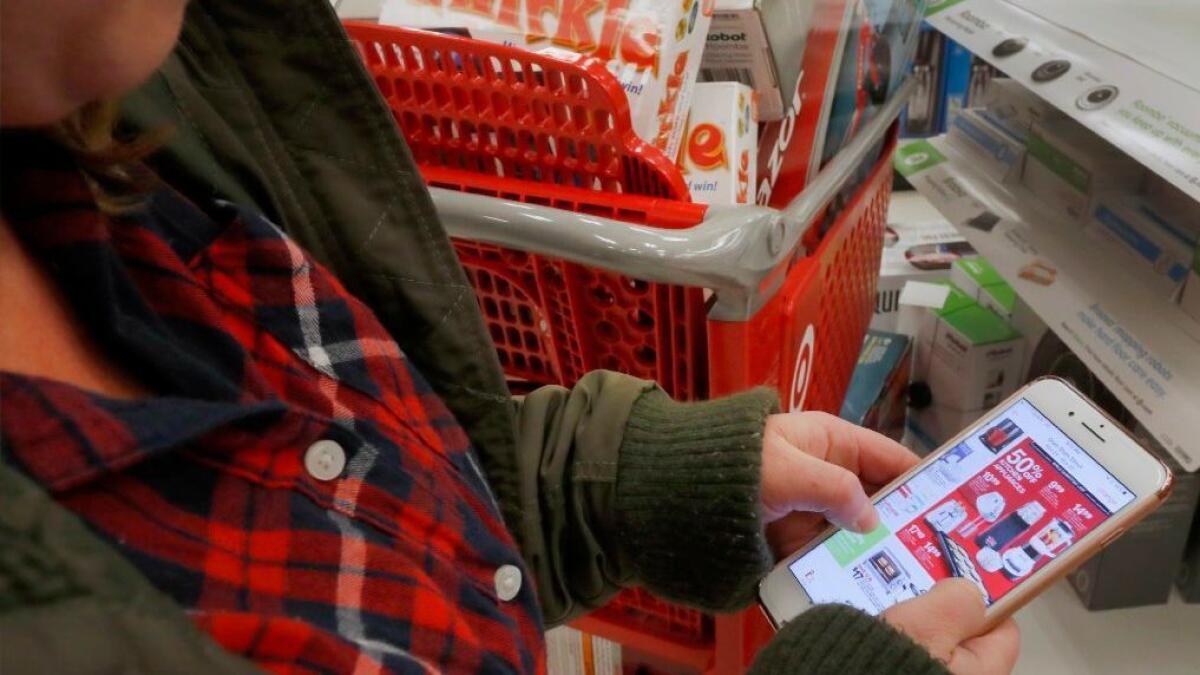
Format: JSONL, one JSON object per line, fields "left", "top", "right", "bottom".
{"left": 789, "top": 324, "right": 816, "bottom": 411}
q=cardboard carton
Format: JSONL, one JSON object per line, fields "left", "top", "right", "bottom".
{"left": 1089, "top": 194, "right": 1200, "bottom": 299}
{"left": 680, "top": 82, "right": 758, "bottom": 204}
{"left": 1021, "top": 118, "right": 1145, "bottom": 224}
{"left": 700, "top": 0, "right": 818, "bottom": 121}
{"left": 840, "top": 330, "right": 912, "bottom": 442}
{"left": 948, "top": 108, "right": 1025, "bottom": 184}
{"left": 950, "top": 256, "right": 1047, "bottom": 377}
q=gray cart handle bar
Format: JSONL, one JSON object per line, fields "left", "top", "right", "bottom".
{"left": 433, "top": 79, "right": 913, "bottom": 322}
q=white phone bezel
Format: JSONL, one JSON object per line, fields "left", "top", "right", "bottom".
{"left": 758, "top": 377, "right": 1173, "bottom": 629}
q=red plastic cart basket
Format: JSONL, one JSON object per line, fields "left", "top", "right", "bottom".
{"left": 346, "top": 22, "right": 903, "bottom": 674}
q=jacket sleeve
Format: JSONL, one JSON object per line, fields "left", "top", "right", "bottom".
{"left": 510, "top": 370, "right": 779, "bottom": 625}
{"left": 748, "top": 605, "right": 950, "bottom": 675}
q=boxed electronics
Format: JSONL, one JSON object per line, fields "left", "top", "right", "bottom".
{"left": 1021, "top": 118, "right": 1145, "bottom": 224}
{"left": 899, "top": 24, "right": 945, "bottom": 138}
{"left": 1088, "top": 194, "right": 1200, "bottom": 298}
{"left": 700, "top": 0, "right": 818, "bottom": 121}
{"left": 546, "top": 627, "right": 621, "bottom": 675}
{"left": 872, "top": 213, "right": 975, "bottom": 332}
{"left": 379, "top": 0, "right": 712, "bottom": 160}
{"left": 1069, "top": 427, "right": 1200, "bottom": 610}
{"left": 950, "top": 256, "right": 1048, "bottom": 376}
{"left": 906, "top": 282, "right": 1025, "bottom": 447}
{"left": 975, "top": 78, "right": 1065, "bottom": 142}
{"left": 948, "top": 108, "right": 1025, "bottom": 184}
{"left": 840, "top": 330, "right": 912, "bottom": 442}
{"left": 939, "top": 37, "right": 995, "bottom": 130}
{"left": 680, "top": 82, "right": 758, "bottom": 204}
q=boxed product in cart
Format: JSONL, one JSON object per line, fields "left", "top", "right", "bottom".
{"left": 840, "top": 330, "right": 912, "bottom": 442}
{"left": 948, "top": 108, "right": 1025, "bottom": 184}
{"left": 873, "top": 206, "right": 976, "bottom": 332}
{"left": 1069, "top": 427, "right": 1200, "bottom": 610}
{"left": 679, "top": 81, "right": 758, "bottom": 204}
{"left": 700, "top": 0, "right": 818, "bottom": 121}
{"left": 1021, "top": 118, "right": 1145, "bottom": 224}
{"left": 1088, "top": 194, "right": 1200, "bottom": 299}
{"left": 379, "top": 0, "right": 712, "bottom": 160}
{"left": 905, "top": 282, "right": 1025, "bottom": 447}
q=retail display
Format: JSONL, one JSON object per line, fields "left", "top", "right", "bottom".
{"left": 872, "top": 213, "right": 974, "bottom": 333}
{"left": 680, "top": 81, "right": 758, "bottom": 204}
{"left": 839, "top": 330, "right": 912, "bottom": 442}
{"left": 899, "top": 24, "right": 945, "bottom": 137}
{"left": 1088, "top": 194, "right": 1200, "bottom": 299}
{"left": 947, "top": 108, "right": 1025, "bottom": 183}
{"left": 1021, "top": 117, "right": 1145, "bottom": 224}
{"left": 1070, "top": 430, "right": 1200, "bottom": 610}
{"left": 700, "top": 0, "right": 818, "bottom": 121}
{"left": 950, "top": 256, "right": 1047, "bottom": 377}
{"left": 379, "top": 0, "right": 713, "bottom": 160}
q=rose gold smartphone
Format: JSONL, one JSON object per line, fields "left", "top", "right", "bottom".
{"left": 759, "top": 377, "right": 1173, "bottom": 630}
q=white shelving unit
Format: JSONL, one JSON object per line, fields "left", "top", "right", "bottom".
{"left": 923, "top": 0, "right": 1200, "bottom": 203}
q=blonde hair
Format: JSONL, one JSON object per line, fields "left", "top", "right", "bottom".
{"left": 48, "top": 99, "right": 169, "bottom": 213}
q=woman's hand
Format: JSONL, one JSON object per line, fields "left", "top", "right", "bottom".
{"left": 759, "top": 411, "right": 919, "bottom": 558}
{"left": 884, "top": 579, "right": 1021, "bottom": 674}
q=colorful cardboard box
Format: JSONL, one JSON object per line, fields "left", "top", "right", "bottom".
{"left": 840, "top": 331, "right": 912, "bottom": 442}
{"left": 680, "top": 82, "right": 758, "bottom": 204}
{"left": 701, "top": 0, "right": 818, "bottom": 121}
{"left": 380, "top": 0, "right": 712, "bottom": 160}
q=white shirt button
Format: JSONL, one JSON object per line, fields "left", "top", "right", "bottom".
{"left": 494, "top": 564, "right": 522, "bottom": 602}
{"left": 304, "top": 440, "right": 346, "bottom": 481}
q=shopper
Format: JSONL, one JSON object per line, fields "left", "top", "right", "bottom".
{"left": 0, "top": 1, "right": 1017, "bottom": 674}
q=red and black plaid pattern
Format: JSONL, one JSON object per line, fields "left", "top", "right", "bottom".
{"left": 1, "top": 153, "right": 544, "bottom": 674}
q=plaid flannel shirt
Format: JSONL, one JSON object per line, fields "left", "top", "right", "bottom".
{"left": 1, "top": 154, "right": 545, "bottom": 674}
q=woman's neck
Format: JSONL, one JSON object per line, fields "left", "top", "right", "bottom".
{"left": 0, "top": 215, "right": 148, "bottom": 399}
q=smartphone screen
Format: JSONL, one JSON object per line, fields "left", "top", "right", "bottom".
{"left": 788, "top": 397, "right": 1136, "bottom": 616}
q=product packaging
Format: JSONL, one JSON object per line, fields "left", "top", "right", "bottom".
{"left": 1088, "top": 194, "right": 1199, "bottom": 298}
{"left": 1021, "top": 118, "right": 1145, "bottom": 224}
{"left": 379, "top": 0, "right": 713, "bottom": 160}
{"left": 872, "top": 207, "right": 975, "bottom": 333}
{"left": 546, "top": 626, "right": 622, "bottom": 675}
{"left": 950, "top": 256, "right": 1048, "bottom": 376}
{"left": 1069, "top": 429, "right": 1200, "bottom": 610}
{"left": 975, "top": 78, "right": 1065, "bottom": 143}
{"left": 948, "top": 108, "right": 1025, "bottom": 184}
{"left": 700, "top": 0, "right": 818, "bottom": 121}
{"left": 906, "top": 282, "right": 1025, "bottom": 448}
{"left": 899, "top": 24, "right": 946, "bottom": 138}
{"left": 679, "top": 81, "right": 758, "bottom": 204}
{"left": 840, "top": 330, "right": 913, "bottom": 442}
{"left": 755, "top": 0, "right": 854, "bottom": 207}
{"left": 1182, "top": 257, "right": 1200, "bottom": 324}
{"left": 819, "top": 0, "right": 924, "bottom": 167}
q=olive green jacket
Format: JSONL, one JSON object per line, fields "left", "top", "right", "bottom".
{"left": 2, "top": 0, "right": 944, "bottom": 673}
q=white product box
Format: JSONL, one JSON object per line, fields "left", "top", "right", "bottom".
{"left": 872, "top": 206, "right": 976, "bottom": 333}
{"left": 680, "top": 82, "right": 758, "bottom": 204}
{"left": 948, "top": 108, "right": 1025, "bottom": 184}
{"left": 1089, "top": 194, "right": 1199, "bottom": 298}
{"left": 950, "top": 256, "right": 1048, "bottom": 377}
{"left": 380, "top": 0, "right": 712, "bottom": 160}
{"left": 699, "top": 0, "right": 817, "bottom": 121}
{"left": 976, "top": 78, "right": 1065, "bottom": 143}
{"left": 906, "top": 281, "right": 1025, "bottom": 447}
{"left": 1021, "top": 118, "right": 1145, "bottom": 224}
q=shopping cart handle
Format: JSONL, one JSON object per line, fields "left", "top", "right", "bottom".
{"left": 431, "top": 188, "right": 784, "bottom": 321}
{"left": 433, "top": 78, "right": 914, "bottom": 321}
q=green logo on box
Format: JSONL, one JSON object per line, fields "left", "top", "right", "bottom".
{"left": 827, "top": 523, "right": 891, "bottom": 566}
{"left": 894, "top": 140, "right": 947, "bottom": 177}
{"left": 926, "top": 0, "right": 968, "bottom": 16}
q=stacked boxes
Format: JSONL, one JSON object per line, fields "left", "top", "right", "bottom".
{"left": 947, "top": 108, "right": 1026, "bottom": 183}
{"left": 950, "top": 257, "right": 1047, "bottom": 377}
{"left": 680, "top": 82, "right": 758, "bottom": 204}
{"left": 1022, "top": 118, "right": 1145, "bottom": 224}
{"left": 380, "top": 0, "right": 713, "bottom": 160}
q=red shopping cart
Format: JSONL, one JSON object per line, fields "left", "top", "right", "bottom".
{"left": 347, "top": 22, "right": 899, "bottom": 674}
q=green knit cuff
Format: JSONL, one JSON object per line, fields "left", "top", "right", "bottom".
{"left": 614, "top": 386, "right": 778, "bottom": 612}
{"left": 749, "top": 604, "right": 948, "bottom": 675}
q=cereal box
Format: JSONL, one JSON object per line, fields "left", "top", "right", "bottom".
{"left": 679, "top": 82, "right": 757, "bottom": 204}
{"left": 380, "top": 0, "right": 713, "bottom": 160}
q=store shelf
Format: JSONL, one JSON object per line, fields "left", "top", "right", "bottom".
{"left": 923, "top": 0, "right": 1200, "bottom": 203}
{"left": 1016, "top": 582, "right": 1200, "bottom": 675}
{"left": 895, "top": 135, "right": 1200, "bottom": 471}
